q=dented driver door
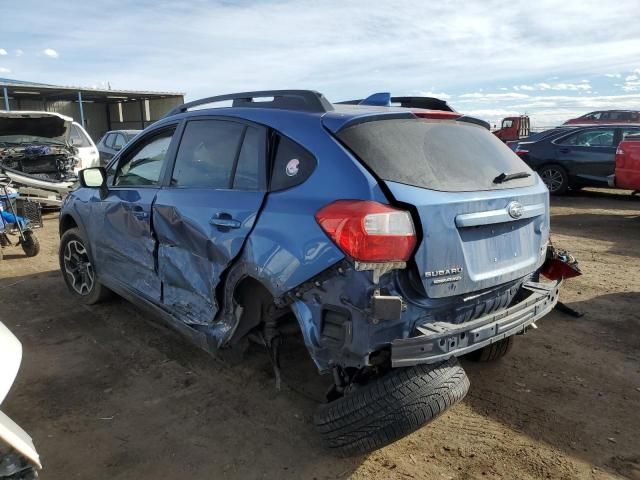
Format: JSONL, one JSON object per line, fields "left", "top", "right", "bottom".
{"left": 153, "top": 119, "right": 268, "bottom": 325}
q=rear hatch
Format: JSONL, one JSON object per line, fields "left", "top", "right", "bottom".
{"left": 330, "top": 117, "right": 550, "bottom": 298}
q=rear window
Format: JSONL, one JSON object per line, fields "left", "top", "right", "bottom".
{"left": 337, "top": 119, "right": 535, "bottom": 192}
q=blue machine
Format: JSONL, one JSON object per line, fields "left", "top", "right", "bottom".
{"left": 0, "top": 177, "right": 40, "bottom": 259}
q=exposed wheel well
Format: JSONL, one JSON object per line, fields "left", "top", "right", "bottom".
{"left": 229, "top": 276, "right": 280, "bottom": 343}
{"left": 59, "top": 215, "right": 78, "bottom": 236}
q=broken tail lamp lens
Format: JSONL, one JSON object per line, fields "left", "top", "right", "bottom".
{"left": 315, "top": 200, "right": 417, "bottom": 262}
{"left": 540, "top": 257, "right": 581, "bottom": 281}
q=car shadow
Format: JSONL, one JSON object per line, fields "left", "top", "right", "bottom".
{"left": 0, "top": 252, "right": 29, "bottom": 260}
{"left": 461, "top": 292, "right": 640, "bottom": 479}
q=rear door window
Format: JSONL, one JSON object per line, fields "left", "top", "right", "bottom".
{"left": 557, "top": 129, "right": 615, "bottom": 147}
{"left": 621, "top": 127, "right": 640, "bottom": 140}
{"left": 171, "top": 120, "right": 245, "bottom": 189}
{"left": 336, "top": 119, "right": 534, "bottom": 192}
{"left": 233, "top": 126, "right": 265, "bottom": 190}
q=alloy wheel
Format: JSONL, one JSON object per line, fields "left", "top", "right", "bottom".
{"left": 540, "top": 168, "right": 564, "bottom": 193}
{"left": 63, "top": 239, "right": 95, "bottom": 295}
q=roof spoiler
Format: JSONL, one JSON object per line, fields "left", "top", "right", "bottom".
{"left": 164, "top": 90, "right": 334, "bottom": 117}
{"left": 455, "top": 116, "right": 491, "bottom": 130}
{"left": 337, "top": 92, "right": 455, "bottom": 112}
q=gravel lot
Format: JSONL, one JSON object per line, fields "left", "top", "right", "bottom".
{"left": 1, "top": 188, "right": 639, "bottom": 480}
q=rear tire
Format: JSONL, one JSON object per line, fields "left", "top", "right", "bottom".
{"left": 314, "top": 357, "right": 469, "bottom": 456}
{"left": 21, "top": 230, "right": 40, "bottom": 257}
{"left": 539, "top": 164, "right": 569, "bottom": 195}
{"left": 59, "top": 228, "right": 111, "bottom": 305}
{"left": 467, "top": 336, "right": 514, "bottom": 362}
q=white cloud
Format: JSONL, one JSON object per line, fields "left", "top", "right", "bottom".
{"left": 605, "top": 73, "right": 622, "bottom": 78}
{"left": 0, "top": 67, "right": 10, "bottom": 74}
{"left": 43, "top": 48, "right": 59, "bottom": 58}
{"left": 459, "top": 92, "right": 530, "bottom": 100}
{"left": 15, "top": 49, "right": 23, "bottom": 57}
{"left": 622, "top": 81, "right": 640, "bottom": 92}
{"left": 0, "top": 0, "right": 636, "bottom": 100}
{"left": 463, "top": 92, "right": 640, "bottom": 127}
{"left": 0, "top": 49, "right": 7, "bottom": 56}
{"left": 515, "top": 82, "right": 591, "bottom": 92}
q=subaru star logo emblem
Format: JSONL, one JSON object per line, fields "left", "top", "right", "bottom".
{"left": 507, "top": 201, "right": 524, "bottom": 219}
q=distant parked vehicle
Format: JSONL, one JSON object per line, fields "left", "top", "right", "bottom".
{"left": 515, "top": 125, "right": 640, "bottom": 194}
{"left": 493, "top": 115, "right": 530, "bottom": 142}
{"left": 609, "top": 134, "right": 640, "bottom": 192}
{"left": 96, "top": 130, "right": 140, "bottom": 164}
{"left": 0, "top": 111, "right": 98, "bottom": 206}
{"left": 506, "top": 126, "right": 577, "bottom": 151}
{"left": 564, "top": 110, "right": 640, "bottom": 125}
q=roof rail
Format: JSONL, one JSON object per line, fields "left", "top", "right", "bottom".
{"left": 164, "top": 90, "right": 334, "bottom": 117}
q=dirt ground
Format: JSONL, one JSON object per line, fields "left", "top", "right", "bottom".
{"left": 1, "top": 188, "right": 639, "bottom": 480}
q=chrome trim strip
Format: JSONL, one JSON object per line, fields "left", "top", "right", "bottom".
{"left": 455, "top": 203, "right": 546, "bottom": 228}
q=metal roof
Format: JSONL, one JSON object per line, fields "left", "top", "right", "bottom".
{"left": 0, "top": 77, "right": 184, "bottom": 102}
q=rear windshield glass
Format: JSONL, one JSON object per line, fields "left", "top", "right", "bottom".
{"left": 337, "top": 119, "right": 535, "bottom": 192}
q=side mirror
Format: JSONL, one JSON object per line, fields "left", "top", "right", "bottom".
{"left": 71, "top": 137, "right": 83, "bottom": 147}
{"left": 79, "top": 167, "right": 108, "bottom": 198}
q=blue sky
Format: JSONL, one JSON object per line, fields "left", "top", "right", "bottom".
{"left": 2, "top": 0, "right": 640, "bottom": 126}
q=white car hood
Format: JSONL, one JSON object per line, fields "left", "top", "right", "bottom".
{"left": 0, "top": 322, "right": 22, "bottom": 405}
{"left": 0, "top": 110, "right": 73, "bottom": 141}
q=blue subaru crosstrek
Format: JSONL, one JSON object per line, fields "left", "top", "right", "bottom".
{"left": 59, "top": 90, "right": 563, "bottom": 455}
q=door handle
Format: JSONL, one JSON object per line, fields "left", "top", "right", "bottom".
{"left": 210, "top": 213, "right": 241, "bottom": 229}
{"left": 559, "top": 147, "right": 571, "bottom": 154}
{"left": 130, "top": 205, "right": 149, "bottom": 219}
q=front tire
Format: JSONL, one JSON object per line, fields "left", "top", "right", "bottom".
{"left": 314, "top": 358, "right": 469, "bottom": 456}
{"left": 539, "top": 164, "right": 569, "bottom": 195}
{"left": 21, "top": 230, "right": 40, "bottom": 257}
{"left": 59, "top": 228, "right": 111, "bottom": 305}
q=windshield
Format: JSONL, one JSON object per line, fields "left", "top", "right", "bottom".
{"left": 337, "top": 118, "right": 535, "bottom": 192}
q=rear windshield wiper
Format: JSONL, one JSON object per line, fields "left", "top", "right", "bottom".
{"left": 493, "top": 171, "right": 531, "bottom": 184}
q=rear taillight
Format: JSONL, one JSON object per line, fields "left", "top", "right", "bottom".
{"left": 616, "top": 146, "right": 624, "bottom": 155}
{"left": 515, "top": 148, "right": 529, "bottom": 157}
{"left": 315, "top": 200, "right": 417, "bottom": 262}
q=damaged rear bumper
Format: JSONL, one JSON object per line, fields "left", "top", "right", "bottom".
{"left": 391, "top": 280, "right": 561, "bottom": 367}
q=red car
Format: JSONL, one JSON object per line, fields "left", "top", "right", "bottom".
{"left": 564, "top": 110, "right": 640, "bottom": 125}
{"left": 609, "top": 134, "right": 640, "bottom": 191}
